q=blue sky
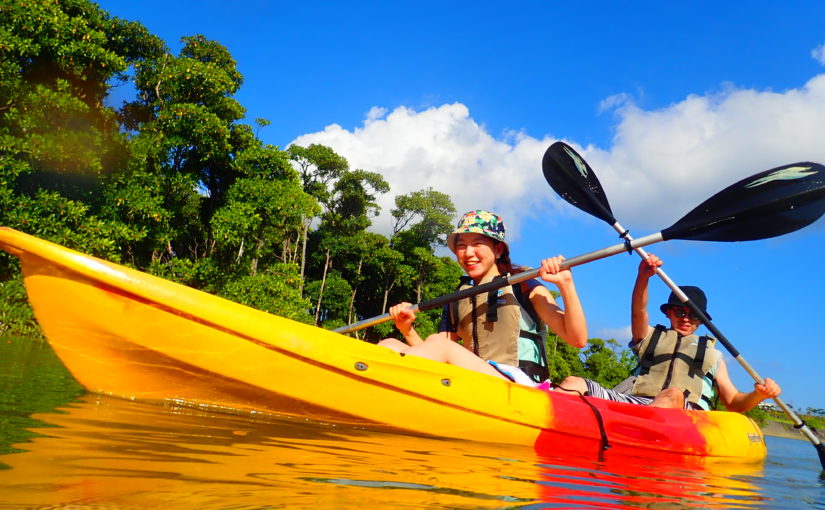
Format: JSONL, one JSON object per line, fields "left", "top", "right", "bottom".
{"left": 99, "top": 1, "right": 825, "bottom": 411}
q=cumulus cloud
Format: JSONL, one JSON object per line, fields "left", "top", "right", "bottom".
{"left": 593, "top": 74, "right": 825, "bottom": 229}
{"left": 290, "top": 103, "right": 564, "bottom": 241}
{"left": 291, "top": 74, "right": 825, "bottom": 238}
{"left": 813, "top": 43, "right": 825, "bottom": 65}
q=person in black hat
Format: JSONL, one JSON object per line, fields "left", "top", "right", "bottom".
{"left": 553, "top": 253, "right": 781, "bottom": 412}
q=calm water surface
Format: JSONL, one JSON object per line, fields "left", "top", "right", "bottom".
{"left": 1, "top": 335, "right": 823, "bottom": 509}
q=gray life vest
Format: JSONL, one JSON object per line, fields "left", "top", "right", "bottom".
{"left": 631, "top": 325, "right": 721, "bottom": 410}
{"left": 449, "top": 273, "right": 549, "bottom": 383}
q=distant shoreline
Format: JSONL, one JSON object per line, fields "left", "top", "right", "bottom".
{"left": 760, "top": 419, "right": 825, "bottom": 441}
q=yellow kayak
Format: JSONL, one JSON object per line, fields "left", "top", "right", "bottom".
{"left": 0, "top": 227, "right": 767, "bottom": 463}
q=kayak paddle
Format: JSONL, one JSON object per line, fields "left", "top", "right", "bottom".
{"left": 337, "top": 152, "right": 825, "bottom": 342}
{"left": 542, "top": 141, "right": 825, "bottom": 470}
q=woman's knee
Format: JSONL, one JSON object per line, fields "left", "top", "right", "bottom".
{"left": 378, "top": 338, "right": 407, "bottom": 352}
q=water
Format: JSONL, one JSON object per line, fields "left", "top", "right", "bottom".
{"left": 1, "top": 336, "right": 823, "bottom": 509}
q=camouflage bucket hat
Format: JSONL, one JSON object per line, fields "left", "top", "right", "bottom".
{"left": 447, "top": 210, "right": 508, "bottom": 255}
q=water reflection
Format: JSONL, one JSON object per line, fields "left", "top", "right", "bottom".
{"left": 0, "top": 393, "right": 777, "bottom": 509}
{"left": 3, "top": 336, "right": 822, "bottom": 509}
{"left": 0, "top": 335, "right": 83, "bottom": 458}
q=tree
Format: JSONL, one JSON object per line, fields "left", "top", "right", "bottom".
{"left": 210, "top": 174, "right": 317, "bottom": 275}
{"left": 295, "top": 146, "right": 389, "bottom": 323}
{"left": 579, "top": 338, "right": 636, "bottom": 389}
{"left": 304, "top": 271, "right": 353, "bottom": 329}
{"left": 113, "top": 33, "right": 254, "bottom": 268}
{"left": 288, "top": 144, "right": 349, "bottom": 201}
{"left": 546, "top": 334, "right": 585, "bottom": 383}
{"left": 219, "top": 264, "right": 312, "bottom": 324}
{"left": 0, "top": 2, "right": 323, "bottom": 329}
{"left": 321, "top": 169, "right": 390, "bottom": 236}
{"left": 287, "top": 143, "right": 349, "bottom": 286}
{"left": 0, "top": 274, "right": 40, "bottom": 336}
{"left": 391, "top": 188, "right": 456, "bottom": 247}
{"left": 0, "top": 0, "right": 165, "bottom": 262}
{"left": 0, "top": 2, "right": 464, "bottom": 340}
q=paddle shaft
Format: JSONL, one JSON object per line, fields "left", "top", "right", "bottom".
{"left": 611, "top": 220, "right": 825, "bottom": 457}
{"left": 333, "top": 231, "right": 664, "bottom": 334}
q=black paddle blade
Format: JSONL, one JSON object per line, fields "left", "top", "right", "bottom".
{"left": 542, "top": 142, "right": 616, "bottom": 225}
{"left": 662, "top": 162, "right": 825, "bottom": 242}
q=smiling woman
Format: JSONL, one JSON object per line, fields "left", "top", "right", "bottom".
{"left": 377, "top": 209, "right": 587, "bottom": 386}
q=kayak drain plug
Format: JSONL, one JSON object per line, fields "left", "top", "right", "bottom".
{"left": 354, "top": 362, "right": 368, "bottom": 371}
{"left": 441, "top": 379, "right": 451, "bottom": 387}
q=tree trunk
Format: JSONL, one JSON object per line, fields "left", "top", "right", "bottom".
{"left": 381, "top": 276, "right": 396, "bottom": 314}
{"left": 347, "top": 258, "right": 363, "bottom": 337}
{"left": 314, "top": 248, "right": 331, "bottom": 326}
{"left": 299, "top": 219, "right": 309, "bottom": 297}
{"left": 250, "top": 238, "right": 264, "bottom": 276}
{"left": 236, "top": 237, "right": 245, "bottom": 264}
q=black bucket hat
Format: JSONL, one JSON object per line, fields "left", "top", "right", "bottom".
{"left": 660, "top": 285, "right": 711, "bottom": 320}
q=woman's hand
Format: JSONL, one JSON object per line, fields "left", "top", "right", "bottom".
{"left": 389, "top": 302, "right": 416, "bottom": 336}
{"left": 539, "top": 255, "right": 572, "bottom": 286}
{"left": 755, "top": 378, "right": 781, "bottom": 400}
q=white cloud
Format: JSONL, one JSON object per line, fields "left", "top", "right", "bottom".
{"left": 593, "top": 74, "right": 825, "bottom": 229}
{"left": 290, "top": 74, "right": 825, "bottom": 238}
{"left": 290, "top": 103, "right": 565, "bottom": 242}
{"left": 598, "top": 92, "right": 632, "bottom": 113}
{"left": 813, "top": 43, "right": 825, "bottom": 65}
{"left": 596, "top": 325, "right": 632, "bottom": 343}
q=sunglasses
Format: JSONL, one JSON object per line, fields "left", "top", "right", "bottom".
{"left": 671, "top": 308, "right": 701, "bottom": 321}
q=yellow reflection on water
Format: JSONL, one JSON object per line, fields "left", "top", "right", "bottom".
{"left": 0, "top": 394, "right": 766, "bottom": 509}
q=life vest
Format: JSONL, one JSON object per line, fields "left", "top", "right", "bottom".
{"left": 630, "top": 325, "right": 721, "bottom": 410}
{"left": 449, "top": 273, "right": 549, "bottom": 383}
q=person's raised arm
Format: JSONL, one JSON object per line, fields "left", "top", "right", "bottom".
{"left": 714, "top": 359, "right": 782, "bottom": 413}
{"left": 631, "top": 254, "right": 661, "bottom": 343}
{"left": 530, "top": 255, "right": 587, "bottom": 349}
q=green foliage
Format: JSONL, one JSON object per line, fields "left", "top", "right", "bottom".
{"left": 219, "top": 264, "right": 313, "bottom": 324}
{"left": 288, "top": 143, "right": 349, "bottom": 201}
{"left": 546, "top": 336, "right": 635, "bottom": 389}
{"left": 546, "top": 334, "right": 585, "bottom": 383}
{"left": 322, "top": 169, "right": 390, "bottom": 236}
{"left": 391, "top": 187, "right": 456, "bottom": 247}
{"left": 579, "top": 338, "right": 636, "bottom": 388}
{"left": 805, "top": 414, "right": 824, "bottom": 429}
{"left": 0, "top": 335, "right": 85, "bottom": 459}
{"left": 304, "top": 271, "right": 353, "bottom": 329}
{"left": 742, "top": 405, "right": 769, "bottom": 425}
{"left": 0, "top": 1, "right": 479, "bottom": 360}
{"left": 0, "top": 272, "right": 40, "bottom": 337}
{"left": 147, "top": 256, "right": 203, "bottom": 287}
{"left": 0, "top": 0, "right": 162, "bottom": 183}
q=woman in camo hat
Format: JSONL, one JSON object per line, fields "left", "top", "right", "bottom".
{"left": 379, "top": 210, "right": 587, "bottom": 386}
